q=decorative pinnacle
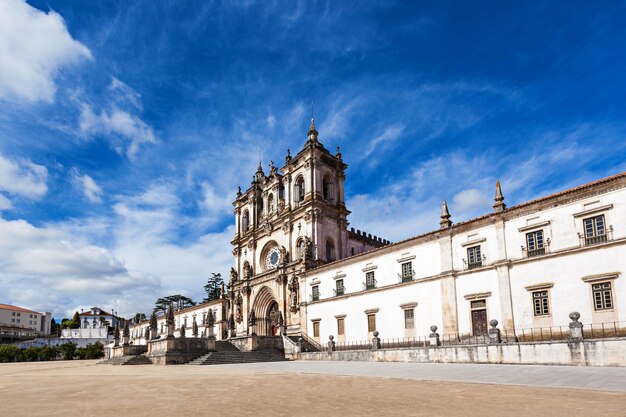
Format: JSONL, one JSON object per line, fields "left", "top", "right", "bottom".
{"left": 493, "top": 179, "right": 506, "bottom": 212}
{"left": 309, "top": 117, "right": 316, "bottom": 132}
{"left": 440, "top": 200, "right": 452, "bottom": 229}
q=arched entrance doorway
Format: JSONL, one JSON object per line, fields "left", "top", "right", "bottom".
{"left": 266, "top": 301, "right": 279, "bottom": 336}
{"left": 251, "top": 286, "right": 281, "bottom": 336}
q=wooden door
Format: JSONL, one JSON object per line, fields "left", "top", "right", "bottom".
{"left": 472, "top": 309, "right": 488, "bottom": 335}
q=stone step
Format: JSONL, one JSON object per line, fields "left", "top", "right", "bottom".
{"left": 99, "top": 354, "right": 152, "bottom": 365}
{"left": 187, "top": 351, "right": 289, "bottom": 365}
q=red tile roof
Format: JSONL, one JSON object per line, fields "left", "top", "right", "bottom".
{"left": 0, "top": 304, "right": 42, "bottom": 315}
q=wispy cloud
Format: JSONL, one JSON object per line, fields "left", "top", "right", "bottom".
{"left": 71, "top": 169, "right": 103, "bottom": 204}
{"left": 0, "top": 154, "right": 48, "bottom": 210}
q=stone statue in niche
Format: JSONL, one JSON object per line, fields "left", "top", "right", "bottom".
{"left": 288, "top": 275, "right": 299, "bottom": 312}
{"left": 243, "top": 262, "right": 253, "bottom": 279}
{"left": 230, "top": 267, "right": 238, "bottom": 282}
{"left": 235, "top": 292, "right": 243, "bottom": 323}
{"left": 280, "top": 246, "right": 290, "bottom": 264}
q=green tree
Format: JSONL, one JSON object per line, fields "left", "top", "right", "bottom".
{"left": 70, "top": 311, "right": 81, "bottom": 329}
{"left": 23, "top": 346, "right": 40, "bottom": 362}
{"left": 0, "top": 345, "right": 18, "bottom": 363}
{"left": 154, "top": 295, "right": 196, "bottom": 314}
{"left": 203, "top": 273, "right": 223, "bottom": 302}
{"left": 40, "top": 346, "right": 59, "bottom": 361}
{"left": 133, "top": 313, "right": 147, "bottom": 323}
{"left": 59, "top": 342, "right": 76, "bottom": 360}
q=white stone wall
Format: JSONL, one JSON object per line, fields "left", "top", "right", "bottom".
{"left": 301, "top": 178, "right": 626, "bottom": 343}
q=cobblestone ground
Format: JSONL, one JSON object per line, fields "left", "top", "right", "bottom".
{"left": 0, "top": 360, "right": 625, "bottom": 417}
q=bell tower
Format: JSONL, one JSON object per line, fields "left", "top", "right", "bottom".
{"left": 228, "top": 117, "right": 388, "bottom": 338}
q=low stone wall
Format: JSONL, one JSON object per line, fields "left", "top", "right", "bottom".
{"left": 146, "top": 337, "right": 211, "bottom": 365}
{"left": 111, "top": 344, "right": 148, "bottom": 358}
{"left": 229, "top": 335, "right": 283, "bottom": 352}
{"left": 297, "top": 338, "right": 626, "bottom": 367}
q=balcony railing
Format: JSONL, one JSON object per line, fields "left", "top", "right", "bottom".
{"left": 333, "top": 287, "right": 345, "bottom": 296}
{"left": 578, "top": 226, "right": 613, "bottom": 247}
{"left": 463, "top": 255, "right": 486, "bottom": 271}
{"left": 363, "top": 279, "right": 377, "bottom": 290}
{"left": 398, "top": 271, "right": 415, "bottom": 283}
{"left": 522, "top": 239, "right": 550, "bottom": 258}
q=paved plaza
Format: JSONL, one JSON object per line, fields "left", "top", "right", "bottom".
{"left": 0, "top": 360, "right": 624, "bottom": 416}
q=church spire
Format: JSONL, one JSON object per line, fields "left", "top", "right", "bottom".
{"left": 440, "top": 200, "right": 452, "bottom": 229}
{"left": 493, "top": 179, "right": 506, "bottom": 212}
{"left": 307, "top": 117, "right": 319, "bottom": 143}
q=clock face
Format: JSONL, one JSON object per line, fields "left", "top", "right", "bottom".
{"left": 265, "top": 246, "right": 281, "bottom": 269}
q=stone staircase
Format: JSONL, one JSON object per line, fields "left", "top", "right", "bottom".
{"left": 288, "top": 334, "right": 321, "bottom": 352}
{"left": 99, "top": 354, "right": 152, "bottom": 365}
{"left": 187, "top": 350, "right": 289, "bottom": 365}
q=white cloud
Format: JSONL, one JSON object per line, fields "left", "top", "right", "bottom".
{"left": 71, "top": 169, "right": 103, "bottom": 203}
{"left": 0, "top": 216, "right": 160, "bottom": 317}
{"left": 0, "top": 0, "right": 92, "bottom": 103}
{"left": 0, "top": 194, "right": 12, "bottom": 210}
{"left": 79, "top": 103, "right": 157, "bottom": 159}
{"left": 452, "top": 188, "right": 490, "bottom": 214}
{"left": 0, "top": 155, "right": 48, "bottom": 210}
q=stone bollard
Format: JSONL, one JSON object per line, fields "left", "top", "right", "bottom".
{"left": 327, "top": 335, "right": 336, "bottom": 353}
{"left": 488, "top": 319, "right": 501, "bottom": 344}
{"left": 371, "top": 330, "right": 381, "bottom": 350}
{"left": 569, "top": 312, "right": 584, "bottom": 341}
{"left": 429, "top": 325, "right": 441, "bottom": 347}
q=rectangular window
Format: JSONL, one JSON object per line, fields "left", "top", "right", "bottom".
{"left": 470, "top": 300, "right": 486, "bottom": 309}
{"left": 584, "top": 215, "right": 607, "bottom": 245}
{"left": 401, "top": 262, "right": 413, "bottom": 282}
{"left": 367, "top": 314, "right": 376, "bottom": 332}
{"left": 312, "top": 321, "right": 320, "bottom": 338}
{"left": 404, "top": 309, "right": 415, "bottom": 329}
{"left": 337, "top": 318, "right": 345, "bottom": 335}
{"left": 11, "top": 318, "right": 15, "bottom": 323}
{"left": 17, "top": 312, "right": 20, "bottom": 316}
{"left": 365, "top": 271, "right": 376, "bottom": 289}
{"left": 592, "top": 282, "right": 613, "bottom": 310}
{"left": 532, "top": 290, "right": 550, "bottom": 316}
{"left": 11, "top": 312, "right": 15, "bottom": 316}
{"left": 16, "top": 319, "right": 20, "bottom": 323}
{"left": 335, "top": 279, "right": 344, "bottom": 296}
{"left": 526, "top": 230, "right": 546, "bottom": 257}
{"left": 467, "top": 246, "right": 482, "bottom": 269}
{"left": 29, "top": 314, "right": 33, "bottom": 318}
{"left": 312, "top": 285, "right": 320, "bottom": 301}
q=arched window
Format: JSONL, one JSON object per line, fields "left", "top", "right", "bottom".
{"left": 258, "top": 198, "right": 264, "bottom": 220}
{"left": 296, "top": 238, "right": 305, "bottom": 260}
{"left": 326, "top": 239, "right": 336, "bottom": 262}
{"left": 295, "top": 176, "right": 305, "bottom": 202}
{"left": 322, "top": 175, "right": 333, "bottom": 202}
{"left": 268, "top": 193, "right": 274, "bottom": 213}
{"left": 242, "top": 210, "right": 250, "bottom": 231}
{"left": 279, "top": 183, "right": 285, "bottom": 199}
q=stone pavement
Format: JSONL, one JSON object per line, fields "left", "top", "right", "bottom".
{"left": 196, "top": 360, "right": 626, "bottom": 392}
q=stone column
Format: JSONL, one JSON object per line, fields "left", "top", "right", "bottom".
{"left": 488, "top": 319, "right": 502, "bottom": 344}
{"left": 438, "top": 233, "right": 458, "bottom": 336}
{"left": 569, "top": 312, "right": 584, "bottom": 341}
{"left": 371, "top": 331, "right": 381, "bottom": 351}
{"left": 327, "top": 335, "right": 336, "bottom": 353}
{"left": 429, "top": 325, "right": 441, "bottom": 347}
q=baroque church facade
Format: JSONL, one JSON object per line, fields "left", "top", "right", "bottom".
{"left": 227, "top": 120, "right": 626, "bottom": 344}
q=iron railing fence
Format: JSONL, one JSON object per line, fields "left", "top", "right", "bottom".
{"left": 335, "top": 340, "right": 371, "bottom": 351}
{"left": 379, "top": 337, "right": 429, "bottom": 349}
{"left": 325, "top": 321, "right": 626, "bottom": 351}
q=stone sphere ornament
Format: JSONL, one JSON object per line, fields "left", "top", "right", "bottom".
{"left": 489, "top": 319, "right": 498, "bottom": 327}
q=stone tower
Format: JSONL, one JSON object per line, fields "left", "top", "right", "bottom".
{"left": 229, "top": 119, "right": 388, "bottom": 337}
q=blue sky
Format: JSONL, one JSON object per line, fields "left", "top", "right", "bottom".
{"left": 1, "top": 0, "right": 625, "bottom": 318}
